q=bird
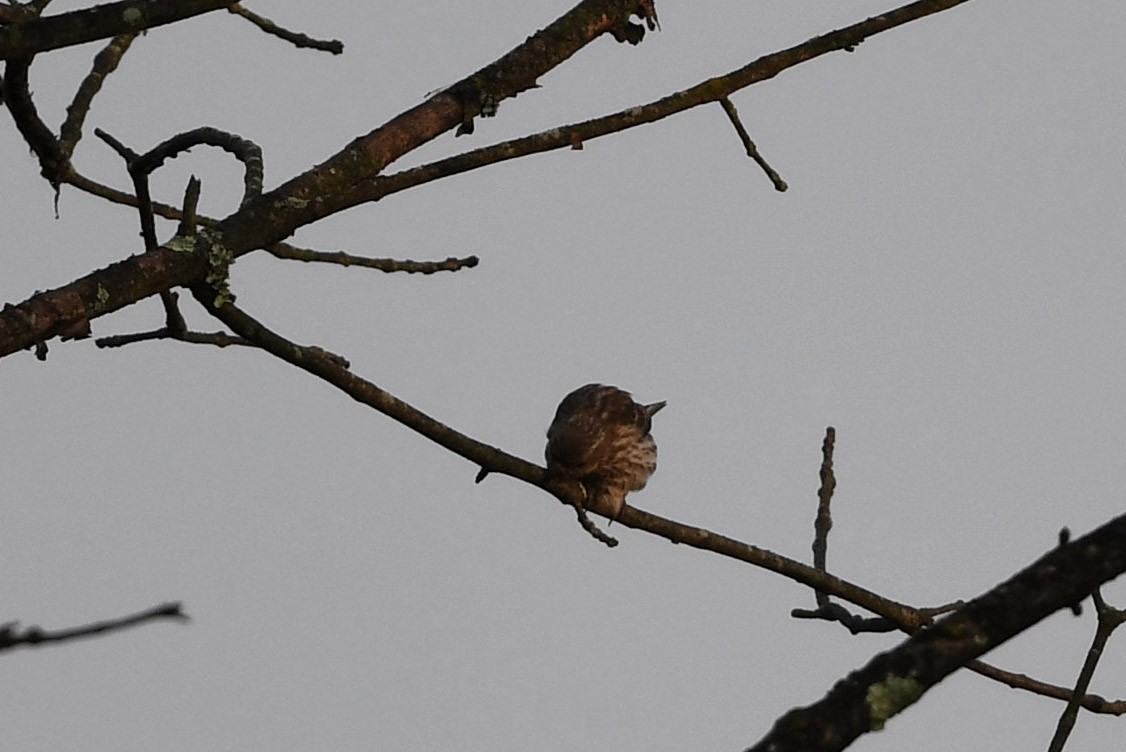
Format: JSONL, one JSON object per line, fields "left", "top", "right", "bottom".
{"left": 544, "top": 384, "right": 666, "bottom": 520}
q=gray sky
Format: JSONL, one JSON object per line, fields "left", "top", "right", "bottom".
{"left": 3, "top": 2, "right": 1125, "bottom": 750}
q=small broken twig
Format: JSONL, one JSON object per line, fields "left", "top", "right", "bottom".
{"left": 719, "top": 97, "right": 787, "bottom": 192}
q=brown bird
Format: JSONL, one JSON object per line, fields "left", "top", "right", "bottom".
{"left": 545, "top": 384, "right": 666, "bottom": 520}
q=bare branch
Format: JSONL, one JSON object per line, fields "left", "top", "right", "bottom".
{"left": 187, "top": 287, "right": 615, "bottom": 544}
{"left": 813, "top": 426, "right": 835, "bottom": 599}
{"left": 573, "top": 502, "right": 619, "bottom": 547}
{"left": 745, "top": 514, "right": 1126, "bottom": 751}
{"left": 181, "top": 283, "right": 1126, "bottom": 727}
{"left": 2, "top": 57, "right": 67, "bottom": 183}
{"left": 1048, "top": 592, "right": 1126, "bottom": 750}
{"left": 0, "top": 602, "right": 187, "bottom": 652}
{"left": 178, "top": 176, "right": 203, "bottom": 237}
{"left": 227, "top": 4, "right": 343, "bottom": 54}
{"left": 0, "top": 0, "right": 235, "bottom": 58}
{"left": 356, "top": 0, "right": 975, "bottom": 207}
{"left": 59, "top": 33, "right": 136, "bottom": 158}
{"left": 793, "top": 427, "right": 896, "bottom": 632}
{"left": 719, "top": 97, "right": 787, "bottom": 191}
{"left": 266, "top": 245, "right": 480, "bottom": 274}
{"left": 96, "top": 327, "right": 253, "bottom": 349}
{"left": 790, "top": 432, "right": 1124, "bottom": 709}
{"left": 1, "top": 0, "right": 978, "bottom": 359}
{"left": 966, "top": 658, "right": 1126, "bottom": 715}
{"left": 96, "top": 125, "right": 264, "bottom": 209}
{"left": 94, "top": 128, "right": 257, "bottom": 323}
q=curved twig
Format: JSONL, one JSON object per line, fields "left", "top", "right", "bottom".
{"left": 227, "top": 4, "right": 343, "bottom": 54}
{"left": 0, "top": 602, "right": 187, "bottom": 652}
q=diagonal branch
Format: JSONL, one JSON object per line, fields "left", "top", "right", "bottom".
{"left": 354, "top": 0, "right": 975, "bottom": 206}
{"left": 0, "top": 0, "right": 660, "bottom": 358}
{"left": 1, "top": 0, "right": 977, "bottom": 359}
{"left": 185, "top": 282, "right": 949, "bottom": 628}
{"left": 181, "top": 290, "right": 1126, "bottom": 713}
{"left": 0, "top": 0, "right": 235, "bottom": 59}
{"left": 1048, "top": 591, "right": 1126, "bottom": 749}
{"left": 719, "top": 97, "right": 788, "bottom": 191}
{"left": 0, "top": 602, "right": 187, "bottom": 652}
{"left": 745, "top": 514, "right": 1126, "bottom": 751}
{"left": 59, "top": 32, "right": 136, "bottom": 159}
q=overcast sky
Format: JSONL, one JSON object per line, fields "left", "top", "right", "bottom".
{"left": 3, "top": 2, "right": 1125, "bottom": 750}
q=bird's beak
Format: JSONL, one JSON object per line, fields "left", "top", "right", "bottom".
{"left": 645, "top": 401, "right": 667, "bottom": 417}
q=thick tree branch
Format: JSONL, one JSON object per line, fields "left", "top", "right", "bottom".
{"left": 0, "top": 0, "right": 234, "bottom": 59}
{"left": 0, "top": 0, "right": 975, "bottom": 360}
{"left": 789, "top": 430, "right": 1126, "bottom": 710}
{"left": 356, "top": 0, "right": 974, "bottom": 205}
{"left": 1048, "top": 591, "right": 1126, "bottom": 749}
{"left": 2, "top": 56, "right": 66, "bottom": 181}
{"left": 745, "top": 514, "right": 1126, "bottom": 751}
{"left": 0, "top": 0, "right": 659, "bottom": 357}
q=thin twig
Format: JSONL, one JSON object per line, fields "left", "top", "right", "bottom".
{"left": 352, "top": 0, "right": 975, "bottom": 210}
{"left": 95, "top": 328, "right": 253, "bottom": 349}
{"left": 2, "top": 0, "right": 982, "bottom": 363}
{"left": 227, "top": 4, "right": 343, "bottom": 54}
{"left": 813, "top": 426, "right": 835, "bottom": 603}
{"left": 266, "top": 245, "right": 480, "bottom": 274}
{"left": 965, "top": 658, "right": 1124, "bottom": 714}
{"left": 719, "top": 97, "right": 787, "bottom": 191}
{"left": 96, "top": 126, "right": 264, "bottom": 208}
{"left": 1048, "top": 591, "right": 1126, "bottom": 750}
{"left": 573, "top": 502, "right": 618, "bottom": 547}
{"left": 95, "top": 130, "right": 189, "bottom": 330}
{"left": 59, "top": 33, "right": 136, "bottom": 158}
{"left": 0, "top": 602, "right": 187, "bottom": 652}
{"left": 189, "top": 287, "right": 617, "bottom": 546}
{"left": 178, "top": 176, "right": 202, "bottom": 238}
{"left": 745, "top": 514, "right": 1126, "bottom": 751}
{"left": 174, "top": 279, "right": 1126, "bottom": 711}
{"left": 792, "top": 426, "right": 895, "bottom": 632}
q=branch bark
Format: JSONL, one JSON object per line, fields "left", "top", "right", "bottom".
{"left": 0, "top": 0, "right": 975, "bottom": 359}
{"left": 0, "top": 0, "right": 235, "bottom": 58}
{"left": 746, "top": 514, "right": 1126, "bottom": 751}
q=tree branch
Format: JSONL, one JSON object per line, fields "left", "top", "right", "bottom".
{"left": 265, "top": 245, "right": 480, "bottom": 274}
{"left": 0, "top": 0, "right": 234, "bottom": 59}
{"left": 226, "top": 4, "right": 343, "bottom": 55}
{"left": 1048, "top": 591, "right": 1126, "bottom": 749}
{"left": 745, "top": 514, "right": 1126, "bottom": 751}
{"left": 0, "top": 0, "right": 659, "bottom": 357}
{"left": 0, "top": 0, "right": 976, "bottom": 360}
{"left": 59, "top": 32, "right": 136, "bottom": 158}
{"left": 354, "top": 0, "right": 975, "bottom": 206}
{"left": 0, "top": 602, "right": 187, "bottom": 652}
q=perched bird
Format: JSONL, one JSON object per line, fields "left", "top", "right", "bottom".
{"left": 544, "top": 384, "right": 666, "bottom": 520}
